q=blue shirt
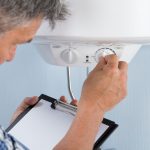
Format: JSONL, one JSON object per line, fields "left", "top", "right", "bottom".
{"left": 0, "top": 126, "right": 28, "bottom": 150}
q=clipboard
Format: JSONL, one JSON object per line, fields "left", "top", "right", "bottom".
{"left": 6, "top": 94, "right": 118, "bottom": 150}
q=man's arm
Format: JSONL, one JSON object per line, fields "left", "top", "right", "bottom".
{"left": 54, "top": 104, "right": 104, "bottom": 150}
{"left": 54, "top": 55, "right": 128, "bottom": 150}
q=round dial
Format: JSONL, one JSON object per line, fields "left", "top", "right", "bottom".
{"left": 95, "top": 48, "right": 116, "bottom": 62}
{"left": 61, "top": 49, "right": 78, "bottom": 64}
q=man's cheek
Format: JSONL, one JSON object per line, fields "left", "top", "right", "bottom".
{"left": 0, "top": 50, "right": 6, "bottom": 64}
{"left": 0, "top": 57, "right": 4, "bottom": 64}
{"left": 7, "top": 53, "right": 16, "bottom": 61}
{"left": 7, "top": 48, "right": 16, "bottom": 61}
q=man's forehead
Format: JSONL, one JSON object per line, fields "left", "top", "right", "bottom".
{"left": 11, "top": 20, "right": 42, "bottom": 43}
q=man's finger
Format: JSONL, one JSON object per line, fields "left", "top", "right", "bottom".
{"left": 105, "top": 54, "right": 119, "bottom": 68}
{"left": 118, "top": 61, "right": 128, "bottom": 72}
{"left": 94, "top": 56, "right": 106, "bottom": 71}
{"left": 24, "top": 96, "right": 38, "bottom": 105}
{"left": 18, "top": 96, "right": 38, "bottom": 111}
{"left": 98, "top": 56, "right": 107, "bottom": 66}
{"left": 60, "top": 96, "right": 67, "bottom": 103}
{"left": 60, "top": 96, "right": 78, "bottom": 106}
{"left": 70, "top": 99, "right": 78, "bottom": 107}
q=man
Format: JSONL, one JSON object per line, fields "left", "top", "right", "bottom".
{"left": 0, "top": 0, "right": 128, "bottom": 150}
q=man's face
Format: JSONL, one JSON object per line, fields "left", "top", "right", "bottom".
{"left": 0, "top": 17, "right": 42, "bottom": 64}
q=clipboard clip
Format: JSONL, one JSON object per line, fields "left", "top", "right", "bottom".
{"left": 52, "top": 99, "right": 77, "bottom": 116}
{"left": 39, "top": 94, "right": 77, "bottom": 116}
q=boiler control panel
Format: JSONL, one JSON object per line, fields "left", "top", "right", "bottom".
{"left": 33, "top": 39, "right": 141, "bottom": 66}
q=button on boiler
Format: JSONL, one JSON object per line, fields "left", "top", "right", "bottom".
{"left": 61, "top": 49, "right": 78, "bottom": 64}
{"left": 95, "top": 48, "right": 116, "bottom": 62}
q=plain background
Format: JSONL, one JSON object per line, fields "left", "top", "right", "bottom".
{"left": 0, "top": 44, "right": 150, "bottom": 150}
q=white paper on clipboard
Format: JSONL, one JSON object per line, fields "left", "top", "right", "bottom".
{"left": 8, "top": 97, "right": 115, "bottom": 150}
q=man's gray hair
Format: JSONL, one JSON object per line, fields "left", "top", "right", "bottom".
{"left": 0, "top": 0, "right": 68, "bottom": 34}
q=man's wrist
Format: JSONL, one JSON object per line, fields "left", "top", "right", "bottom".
{"left": 78, "top": 99, "right": 105, "bottom": 121}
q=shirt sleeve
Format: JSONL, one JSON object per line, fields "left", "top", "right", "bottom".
{"left": 0, "top": 126, "right": 29, "bottom": 150}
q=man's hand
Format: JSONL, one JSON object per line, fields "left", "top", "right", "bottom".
{"left": 79, "top": 54, "right": 128, "bottom": 113}
{"left": 10, "top": 96, "right": 38, "bottom": 123}
{"left": 10, "top": 96, "right": 78, "bottom": 124}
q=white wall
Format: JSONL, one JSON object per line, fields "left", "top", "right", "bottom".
{"left": 0, "top": 44, "right": 150, "bottom": 149}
